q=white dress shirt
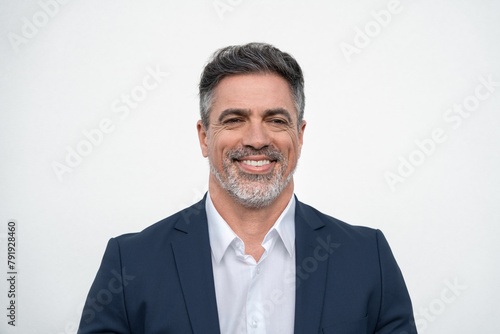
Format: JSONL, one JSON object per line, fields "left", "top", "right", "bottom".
{"left": 206, "top": 192, "right": 296, "bottom": 334}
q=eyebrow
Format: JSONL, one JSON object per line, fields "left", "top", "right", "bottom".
{"left": 262, "top": 108, "right": 292, "bottom": 123}
{"left": 217, "top": 108, "right": 293, "bottom": 123}
{"left": 218, "top": 108, "right": 250, "bottom": 123}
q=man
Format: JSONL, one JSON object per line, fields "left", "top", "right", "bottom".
{"left": 78, "top": 42, "right": 417, "bottom": 334}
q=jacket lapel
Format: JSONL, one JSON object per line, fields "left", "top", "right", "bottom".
{"left": 170, "top": 197, "right": 330, "bottom": 334}
{"left": 171, "top": 197, "right": 221, "bottom": 334}
{"left": 294, "top": 199, "right": 330, "bottom": 334}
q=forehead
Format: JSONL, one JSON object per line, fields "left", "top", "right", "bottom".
{"left": 211, "top": 73, "right": 297, "bottom": 118}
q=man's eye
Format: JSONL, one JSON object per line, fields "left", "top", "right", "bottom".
{"left": 223, "top": 118, "right": 242, "bottom": 124}
{"left": 270, "top": 119, "right": 287, "bottom": 125}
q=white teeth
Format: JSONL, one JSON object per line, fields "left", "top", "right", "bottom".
{"left": 241, "top": 160, "right": 271, "bottom": 167}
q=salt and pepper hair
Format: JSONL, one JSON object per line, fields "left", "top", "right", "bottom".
{"left": 199, "top": 42, "right": 305, "bottom": 130}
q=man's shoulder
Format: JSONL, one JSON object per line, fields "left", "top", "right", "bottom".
{"left": 296, "top": 199, "right": 379, "bottom": 241}
{"left": 112, "top": 198, "right": 207, "bottom": 249}
{"left": 110, "top": 197, "right": 380, "bottom": 249}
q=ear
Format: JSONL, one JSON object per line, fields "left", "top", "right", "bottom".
{"left": 197, "top": 120, "right": 209, "bottom": 158}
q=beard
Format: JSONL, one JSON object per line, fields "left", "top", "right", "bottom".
{"left": 209, "top": 146, "right": 296, "bottom": 209}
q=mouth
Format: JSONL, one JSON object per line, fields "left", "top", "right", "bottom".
{"left": 240, "top": 159, "right": 272, "bottom": 167}
{"left": 234, "top": 157, "right": 276, "bottom": 173}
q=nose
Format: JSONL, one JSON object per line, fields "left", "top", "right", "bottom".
{"left": 241, "top": 120, "right": 271, "bottom": 150}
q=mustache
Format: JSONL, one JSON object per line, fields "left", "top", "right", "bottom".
{"left": 226, "top": 146, "right": 283, "bottom": 161}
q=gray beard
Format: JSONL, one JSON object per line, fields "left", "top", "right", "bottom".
{"left": 209, "top": 147, "right": 295, "bottom": 209}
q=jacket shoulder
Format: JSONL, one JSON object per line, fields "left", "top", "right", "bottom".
{"left": 113, "top": 198, "right": 207, "bottom": 250}
{"left": 296, "top": 200, "right": 379, "bottom": 241}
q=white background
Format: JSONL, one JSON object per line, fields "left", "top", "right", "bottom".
{"left": 1, "top": 0, "right": 499, "bottom": 333}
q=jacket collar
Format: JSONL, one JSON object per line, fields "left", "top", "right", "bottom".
{"left": 205, "top": 191, "right": 296, "bottom": 264}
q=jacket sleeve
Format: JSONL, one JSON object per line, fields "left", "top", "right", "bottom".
{"left": 78, "top": 238, "right": 132, "bottom": 334}
{"left": 375, "top": 230, "right": 418, "bottom": 334}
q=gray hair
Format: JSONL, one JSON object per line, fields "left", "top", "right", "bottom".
{"left": 199, "top": 42, "right": 305, "bottom": 130}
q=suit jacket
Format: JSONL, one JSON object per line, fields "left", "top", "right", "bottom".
{"left": 78, "top": 196, "right": 417, "bottom": 334}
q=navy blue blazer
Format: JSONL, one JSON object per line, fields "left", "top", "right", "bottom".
{"left": 78, "top": 196, "right": 417, "bottom": 333}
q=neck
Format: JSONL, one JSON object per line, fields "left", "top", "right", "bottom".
{"left": 208, "top": 174, "right": 294, "bottom": 260}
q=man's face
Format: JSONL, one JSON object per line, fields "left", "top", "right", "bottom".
{"left": 197, "top": 73, "right": 306, "bottom": 208}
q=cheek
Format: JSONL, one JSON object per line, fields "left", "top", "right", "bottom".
{"left": 210, "top": 132, "right": 238, "bottom": 152}
{"left": 207, "top": 137, "right": 228, "bottom": 162}
{"left": 278, "top": 133, "right": 300, "bottom": 154}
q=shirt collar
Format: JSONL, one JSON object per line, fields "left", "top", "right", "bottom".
{"left": 206, "top": 192, "right": 296, "bottom": 264}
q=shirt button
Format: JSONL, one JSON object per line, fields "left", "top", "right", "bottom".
{"left": 256, "top": 267, "right": 261, "bottom": 274}
{"left": 251, "top": 319, "right": 258, "bottom": 328}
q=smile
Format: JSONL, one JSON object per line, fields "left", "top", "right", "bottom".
{"left": 241, "top": 160, "right": 271, "bottom": 167}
